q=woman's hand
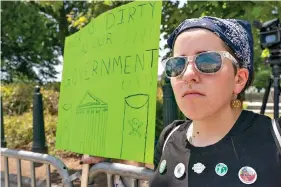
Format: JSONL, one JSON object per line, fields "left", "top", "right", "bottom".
{"left": 80, "top": 155, "right": 107, "bottom": 165}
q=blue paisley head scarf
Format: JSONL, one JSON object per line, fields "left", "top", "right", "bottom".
{"left": 167, "top": 16, "right": 254, "bottom": 83}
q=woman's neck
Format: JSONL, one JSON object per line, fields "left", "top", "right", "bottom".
{"left": 190, "top": 107, "right": 242, "bottom": 147}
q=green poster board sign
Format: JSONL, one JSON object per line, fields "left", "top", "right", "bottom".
{"left": 56, "top": 1, "right": 162, "bottom": 163}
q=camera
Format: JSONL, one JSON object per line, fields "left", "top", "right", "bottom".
{"left": 254, "top": 18, "right": 281, "bottom": 119}
{"left": 259, "top": 18, "right": 281, "bottom": 50}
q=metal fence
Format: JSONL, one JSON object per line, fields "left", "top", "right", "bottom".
{"left": 0, "top": 148, "right": 74, "bottom": 187}
{"left": 88, "top": 162, "right": 153, "bottom": 187}
{"left": 1, "top": 148, "right": 155, "bottom": 187}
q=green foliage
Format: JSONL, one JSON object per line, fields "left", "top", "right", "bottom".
{"left": 4, "top": 112, "right": 33, "bottom": 149}
{"left": 1, "top": 83, "right": 60, "bottom": 116}
{"left": 3, "top": 112, "right": 59, "bottom": 154}
{"left": 243, "top": 102, "right": 248, "bottom": 110}
{"left": 44, "top": 114, "right": 58, "bottom": 155}
{"left": 2, "top": 83, "right": 61, "bottom": 155}
{"left": 1, "top": 83, "right": 35, "bottom": 115}
{"left": 44, "top": 82, "right": 61, "bottom": 92}
{"left": 1, "top": 1, "right": 61, "bottom": 82}
{"left": 253, "top": 69, "right": 271, "bottom": 90}
{"left": 41, "top": 88, "right": 60, "bottom": 115}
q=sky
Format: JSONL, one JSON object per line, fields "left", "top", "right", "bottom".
{"left": 54, "top": 0, "right": 187, "bottom": 82}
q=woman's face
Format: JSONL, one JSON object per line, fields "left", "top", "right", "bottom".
{"left": 171, "top": 28, "right": 248, "bottom": 120}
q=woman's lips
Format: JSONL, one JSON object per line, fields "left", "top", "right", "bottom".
{"left": 182, "top": 90, "right": 205, "bottom": 98}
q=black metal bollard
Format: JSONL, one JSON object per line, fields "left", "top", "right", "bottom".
{"left": 32, "top": 86, "right": 48, "bottom": 154}
{"left": 1, "top": 96, "right": 7, "bottom": 147}
{"left": 162, "top": 77, "right": 178, "bottom": 127}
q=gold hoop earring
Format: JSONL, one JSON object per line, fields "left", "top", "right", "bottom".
{"left": 231, "top": 99, "right": 242, "bottom": 108}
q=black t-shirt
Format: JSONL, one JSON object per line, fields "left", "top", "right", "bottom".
{"left": 150, "top": 110, "right": 281, "bottom": 187}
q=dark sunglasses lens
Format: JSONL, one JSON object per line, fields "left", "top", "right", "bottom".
{"left": 165, "top": 57, "right": 187, "bottom": 77}
{"left": 195, "top": 52, "right": 222, "bottom": 73}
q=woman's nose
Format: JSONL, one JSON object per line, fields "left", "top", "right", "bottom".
{"left": 182, "top": 61, "right": 200, "bottom": 83}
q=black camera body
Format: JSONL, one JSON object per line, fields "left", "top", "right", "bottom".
{"left": 259, "top": 18, "right": 281, "bottom": 50}
{"left": 255, "top": 18, "right": 281, "bottom": 119}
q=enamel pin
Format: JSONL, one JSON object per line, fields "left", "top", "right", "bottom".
{"left": 238, "top": 166, "right": 257, "bottom": 184}
{"left": 174, "top": 163, "right": 185, "bottom": 178}
{"left": 159, "top": 160, "right": 167, "bottom": 174}
{"left": 215, "top": 163, "right": 228, "bottom": 176}
{"left": 192, "top": 163, "right": 205, "bottom": 174}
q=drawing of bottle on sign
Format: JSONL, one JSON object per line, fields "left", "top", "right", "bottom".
{"left": 76, "top": 91, "right": 108, "bottom": 155}
{"left": 120, "top": 94, "right": 149, "bottom": 162}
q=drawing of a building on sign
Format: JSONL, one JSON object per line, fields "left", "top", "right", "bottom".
{"left": 76, "top": 91, "right": 108, "bottom": 155}
{"left": 120, "top": 94, "right": 149, "bottom": 162}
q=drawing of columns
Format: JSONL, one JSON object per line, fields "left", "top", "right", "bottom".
{"left": 120, "top": 94, "right": 149, "bottom": 162}
{"left": 76, "top": 91, "right": 108, "bottom": 155}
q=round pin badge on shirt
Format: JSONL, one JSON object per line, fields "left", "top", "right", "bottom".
{"left": 215, "top": 163, "right": 228, "bottom": 176}
{"left": 238, "top": 166, "right": 257, "bottom": 184}
{"left": 174, "top": 163, "right": 185, "bottom": 178}
{"left": 159, "top": 160, "right": 167, "bottom": 174}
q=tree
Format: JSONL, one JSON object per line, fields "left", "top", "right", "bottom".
{"left": 1, "top": 1, "right": 60, "bottom": 83}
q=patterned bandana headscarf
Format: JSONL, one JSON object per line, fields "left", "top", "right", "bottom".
{"left": 167, "top": 16, "right": 254, "bottom": 81}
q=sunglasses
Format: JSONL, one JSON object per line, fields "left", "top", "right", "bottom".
{"left": 162, "top": 51, "right": 239, "bottom": 78}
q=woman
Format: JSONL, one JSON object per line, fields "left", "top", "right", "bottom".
{"left": 150, "top": 16, "right": 281, "bottom": 187}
